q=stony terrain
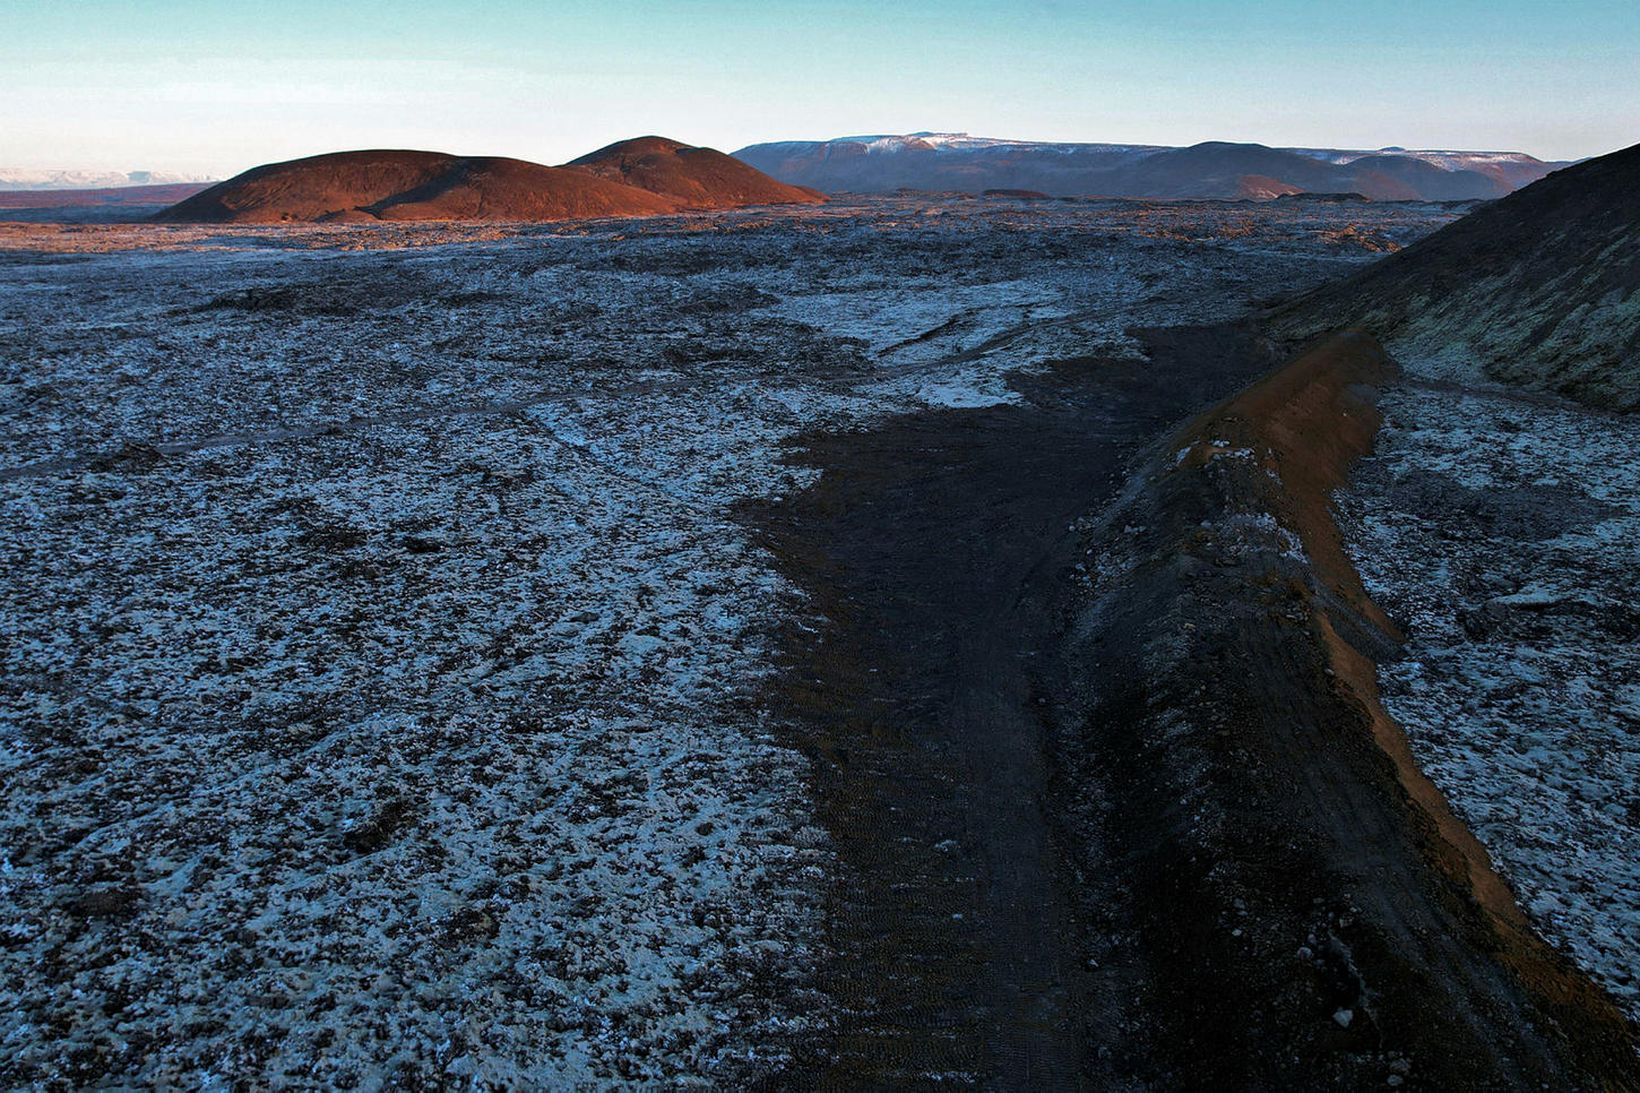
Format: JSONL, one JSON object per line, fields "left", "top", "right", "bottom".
{"left": 1339, "top": 372, "right": 1640, "bottom": 1019}
{"left": 1290, "top": 141, "right": 1640, "bottom": 1026}
{"left": 0, "top": 195, "right": 1465, "bottom": 1087}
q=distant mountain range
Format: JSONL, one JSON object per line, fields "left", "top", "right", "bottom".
{"left": 732, "top": 133, "right": 1570, "bottom": 201}
{"left": 0, "top": 168, "right": 216, "bottom": 191}
{"left": 0, "top": 183, "right": 212, "bottom": 211}
{"left": 155, "top": 137, "right": 822, "bottom": 224}
{"left": 8, "top": 134, "right": 1570, "bottom": 204}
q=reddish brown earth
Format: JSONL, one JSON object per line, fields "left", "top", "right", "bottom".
{"left": 155, "top": 140, "right": 822, "bottom": 224}
{"left": 363, "top": 156, "right": 679, "bottom": 222}
{"left": 0, "top": 183, "right": 209, "bottom": 209}
{"left": 566, "top": 136, "right": 823, "bottom": 207}
{"left": 154, "top": 150, "right": 677, "bottom": 224}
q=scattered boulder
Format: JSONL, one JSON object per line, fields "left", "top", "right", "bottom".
{"left": 341, "top": 796, "right": 414, "bottom": 855}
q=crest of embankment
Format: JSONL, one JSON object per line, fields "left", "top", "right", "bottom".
{"left": 1060, "top": 331, "right": 1637, "bottom": 1086}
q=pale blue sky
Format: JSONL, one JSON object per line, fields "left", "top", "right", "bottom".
{"left": 2, "top": 0, "right": 1635, "bottom": 174}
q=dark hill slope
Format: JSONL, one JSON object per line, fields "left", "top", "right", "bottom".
{"left": 567, "top": 136, "right": 823, "bottom": 207}
{"left": 735, "top": 136, "right": 1160, "bottom": 196}
{"left": 1103, "top": 142, "right": 1343, "bottom": 198}
{"left": 1097, "top": 143, "right": 1512, "bottom": 201}
{"left": 1281, "top": 141, "right": 1640, "bottom": 409}
{"left": 1341, "top": 153, "right": 1507, "bottom": 202}
{"left": 154, "top": 150, "right": 680, "bottom": 224}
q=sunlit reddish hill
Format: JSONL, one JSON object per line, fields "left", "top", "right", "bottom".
{"left": 363, "top": 155, "right": 683, "bottom": 222}
{"left": 153, "top": 150, "right": 680, "bottom": 224}
{"left": 155, "top": 140, "right": 824, "bottom": 224}
{"left": 567, "top": 136, "right": 824, "bottom": 207}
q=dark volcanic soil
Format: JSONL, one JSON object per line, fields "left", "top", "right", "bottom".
{"left": 751, "top": 328, "right": 1639, "bottom": 1088}
{"left": 750, "top": 326, "right": 1283, "bottom": 1086}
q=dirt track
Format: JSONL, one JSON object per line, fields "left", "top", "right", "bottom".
{"left": 752, "top": 326, "right": 1281, "bottom": 1086}
{"left": 754, "top": 328, "right": 1640, "bottom": 1087}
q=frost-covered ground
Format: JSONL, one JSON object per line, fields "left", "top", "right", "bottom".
{"left": 1340, "top": 372, "right": 1640, "bottom": 1019}
{"left": 0, "top": 195, "right": 1459, "bottom": 1087}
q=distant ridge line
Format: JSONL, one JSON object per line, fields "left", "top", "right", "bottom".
{"left": 732, "top": 133, "right": 1569, "bottom": 201}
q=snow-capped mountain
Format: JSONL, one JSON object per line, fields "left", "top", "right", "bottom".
{"left": 733, "top": 133, "right": 1567, "bottom": 201}
{"left": 0, "top": 168, "right": 216, "bottom": 191}
{"left": 819, "top": 132, "right": 1166, "bottom": 155}
{"left": 1283, "top": 147, "right": 1564, "bottom": 191}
